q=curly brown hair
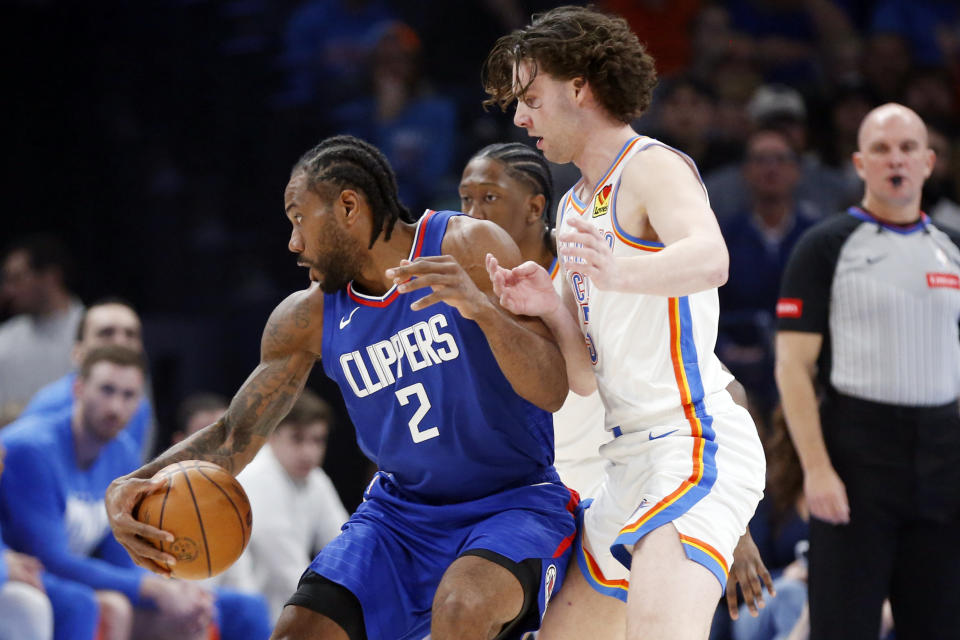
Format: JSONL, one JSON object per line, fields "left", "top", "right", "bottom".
{"left": 482, "top": 5, "right": 658, "bottom": 124}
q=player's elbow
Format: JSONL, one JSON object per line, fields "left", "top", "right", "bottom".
{"left": 542, "top": 393, "right": 566, "bottom": 413}
{"left": 703, "top": 244, "right": 729, "bottom": 288}
{"left": 569, "top": 372, "right": 597, "bottom": 397}
{"left": 543, "top": 373, "right": 569, "bottom": 412}
{"left": 523, "top": 386, "right": 566, "bottom": 413}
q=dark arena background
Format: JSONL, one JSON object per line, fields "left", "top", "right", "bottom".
{"left": 2, "top": 3, "right": 959, "bottom": 636}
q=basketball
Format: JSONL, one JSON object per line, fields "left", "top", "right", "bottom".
{"left": 135, "top": 460, "right": 252, "bottom": 580}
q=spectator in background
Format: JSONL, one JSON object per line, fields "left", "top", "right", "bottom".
{"left": 926, "top": 121, "right": 960, "bottom": 230}
{"left": 333, "top": 21, "right": 457, "bottom": 211}
{"left": 599, "top": 0, "right": 702, "bottom": 76}
{"left": 19, "top": 299, "right": 154, "bottom": 461}
{"left": 0, "top": 444, "right": 100, "bottom": 640}
{"left": 273, "top": 0, "right": 394, "bottom": 112}
{"left": 719, "top": 127, "right": 818, "bottom": 422}
{"left": 652, "top": 75, "right": 743, "bottom": 175}
{"left": 707, "top": 84, "right": 852, "bottom": 221}
{"left": 0, "top": 235, "right": 83, "bottom": 417}
{"left": 817, "top": 82, "right": 877, "bottom": 199}
{"left": 869, "top": 0, "right": 960, "bottom": 67}
{"left": 904, "top": 65, "right": 958, "bottom": 124}
{"left": 860, "top": 32, "right": 912, "bottom": 102}
{"left": 0, "top": 346, "right": 271, "bottom": 640}
{"left": 723, "top": 0, "right": 854, "bottom": 86}
{"left": 0, "top": 442, "right": 54, "bottom": 640}
{"left": 235, "top": 389, "right": 348, "bottom": 622}
{"left": 686, "top": 5, "right": 761, "bottom": 150}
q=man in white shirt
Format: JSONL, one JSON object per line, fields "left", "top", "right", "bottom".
{"left": 0, "top": 236, "right": 83, "bottom": 416}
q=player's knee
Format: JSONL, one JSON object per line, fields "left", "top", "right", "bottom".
{"left": 271, "top": 605, "right": 352, "bottom": 640}
{"left": 432, "top": 587, "right": 501, "bottom": 637}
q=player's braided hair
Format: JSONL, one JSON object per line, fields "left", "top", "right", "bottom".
{"left": 474, "top": 142, "right": 554, "bottom": 223}
{"left": 292, "top": 135, "right": 416, "bottom": 248}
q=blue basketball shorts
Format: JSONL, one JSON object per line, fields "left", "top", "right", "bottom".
{"left": 308, "top": 472, "right": 578, "bottom": 640}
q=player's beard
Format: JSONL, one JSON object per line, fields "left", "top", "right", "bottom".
{"left": 311, "top": 220, "right": 367, "bottom": 294}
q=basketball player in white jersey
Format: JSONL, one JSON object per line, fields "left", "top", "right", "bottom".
{"left": 482, "top": 7, "right": 766, "bottom": 639}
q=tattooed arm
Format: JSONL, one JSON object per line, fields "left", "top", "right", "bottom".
{"left": 105, "top": 285, "right": 324, "bottom": 573}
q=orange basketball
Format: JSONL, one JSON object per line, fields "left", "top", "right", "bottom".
{"left": 135, "top": 460, "right": 252, "bottom": 580}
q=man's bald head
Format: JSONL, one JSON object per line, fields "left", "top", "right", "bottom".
{"left": 857, "top": 103, "right": 928, "bottom": 151}
{"left": 853, "top": 102, "right": 935, "bottom": 215}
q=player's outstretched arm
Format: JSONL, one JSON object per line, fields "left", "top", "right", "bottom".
{"left": 106, "top": 287, "right": 323, "bottom": 573}
{"left": 557, "top": 147, "right": 728, "bottom": 297}
{"left": 487, "top": 256, "right": 597, "bottom": 396}
{"left": 389, "top": 217, "right": 568, "bottom": 411}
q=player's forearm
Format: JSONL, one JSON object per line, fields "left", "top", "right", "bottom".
{"left": 473, "top": 302, "right": 569, "bottom": 411}
{"left": 774, "top": 358, "right": 832, "bottom": 472}
{"left": 616, "top": 236, "right": 728, "bottom": 296}
{"left": 540, "top": 303, "right": 597, "bottom": 396}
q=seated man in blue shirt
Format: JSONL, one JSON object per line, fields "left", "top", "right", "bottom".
{"left": 0, "top": 441, "right": 99, "bottom": 640}
{"left": 0, "top": 345, "right": 270, "bottom": 640}
{"left": 19, "top": 298, "right": 153, "bottom": 460}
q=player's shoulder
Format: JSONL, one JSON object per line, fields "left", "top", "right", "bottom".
{"left": 442, "top": 214, "right": 517, "bottom": 259}
{"left": 20, "top": 374, "right": 74, "bottom": 417}
{"left": 0, "top": 410, "right": 65, "bottom": 458}
{"left": 262, "top": 283, "right": 325, "bottom": 356}
{"left": 622, "top": 137, "right": 690, "bottom": 177}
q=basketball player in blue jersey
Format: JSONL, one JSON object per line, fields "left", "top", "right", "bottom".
{"left": 483, "top": 7, "right": 766, "bottom": 640}
{"left": 104, "top": 135, "right": 577, "bottom": 640}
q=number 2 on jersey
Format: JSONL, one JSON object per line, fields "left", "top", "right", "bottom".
{"left": 395, "top": 382, "right": 439, "bottom": 443}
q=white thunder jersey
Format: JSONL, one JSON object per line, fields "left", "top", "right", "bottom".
{"left": 549, "top": 256, "right": 610, "bottom": 499}
{"left": 557, "top": 136, "right": 734, "bottom": 434}
{"left": 557, "top": 136, "right": 764, "bottom": 597}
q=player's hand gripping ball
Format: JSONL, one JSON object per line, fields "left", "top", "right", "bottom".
{"left": 134, "top": 461, "right": 252, "bottom": 580}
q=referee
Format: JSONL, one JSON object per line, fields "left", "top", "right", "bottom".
{"left": 775, "top": 103, "right": 960, "bottom": 639}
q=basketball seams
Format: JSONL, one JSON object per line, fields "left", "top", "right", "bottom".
{"left": 194, "top": 465, "right": 250, "bottom": 551}
{"left": 178, "top": 462, "right": 213, "bottom": 578}
{"left": 137, "top": 460, "right": 250, "bottom": 579}
{"left": 156, "top": 475, "right": 174, "bottom": 563}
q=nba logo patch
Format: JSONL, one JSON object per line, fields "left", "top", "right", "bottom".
{"left": 544, "top": 564, "right": 558, "bottom": 603}
{"left": 593, "top": 184, "right": 613, "bottom": 218}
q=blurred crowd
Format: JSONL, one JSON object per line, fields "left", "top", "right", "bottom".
{"left": 2, "top": 0, "right": 959, "bottom": 638}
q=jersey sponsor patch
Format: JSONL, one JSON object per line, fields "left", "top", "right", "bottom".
{"left": 926, "top": 273, "right": 960, "bottom": 289}
{"left": 592, "top": 184, "right": 613, "bottom": 218}
{"left": 776, "top": 298, "right": 803, "bottom": 318}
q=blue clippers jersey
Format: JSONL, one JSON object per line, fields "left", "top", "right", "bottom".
{"left": 321, "top": 210, "right": 557, "bottom": 503}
